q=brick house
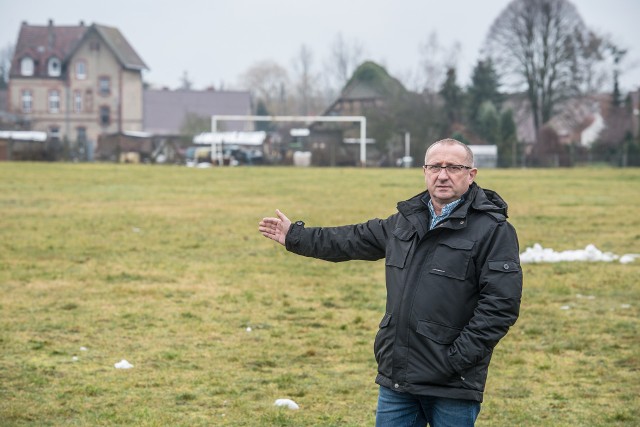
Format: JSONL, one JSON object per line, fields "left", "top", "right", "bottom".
{"left": 8, "top": 20, "right": 147, "bottom": 159}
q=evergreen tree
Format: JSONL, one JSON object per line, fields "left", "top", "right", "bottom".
{"left": 439, "top": 67, "right": 463, "bottom": 127}
{"left": 609, "top": 44, "right": 627, "bottom": 107}
{"left": 255, "top": 100, "right": 272, "bottom": 132}
{"left": 467, "top": 60, "right": 502, "bottom": 133}
{"left": 477, "top": 101, "right": 501, "bottom": 145}
{"left": 499, "top": 109, "right": 518, "bottom": 167}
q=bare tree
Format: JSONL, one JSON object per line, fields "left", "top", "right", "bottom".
{"left": 291, "top": 44, "right": 321, "bottom": 115}
{"left": 484, "top": 0, "right": 607, "bottom": 136}
{"left": 240, "top": 60, "right": 291, "bottom": 115}
{"left": 418, "top": 32, "right": 443, "bottom": 95}
{"left": 324, "top": 33, "right": 366, "bottom": 94}
{"left": 416, "top": 32, "right": 461, "bottom": 98}
{"left": 0, "top": 43, "right": 15, "bottom": 89}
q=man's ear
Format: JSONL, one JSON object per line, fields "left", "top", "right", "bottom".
{"left": 468, "top": 168, "right": 478, "bottom": 183}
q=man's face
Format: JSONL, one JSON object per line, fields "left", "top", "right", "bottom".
{"left": 423, "top": 143, "right": 477, "bottom": 207}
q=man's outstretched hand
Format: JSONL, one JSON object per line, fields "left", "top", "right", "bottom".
{"left": 258, "top": 209, "right": 291, "bottom": 246}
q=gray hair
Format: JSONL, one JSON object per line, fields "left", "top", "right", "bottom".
{"left": 425, "top": 138, "right": 474, "bottom": 167}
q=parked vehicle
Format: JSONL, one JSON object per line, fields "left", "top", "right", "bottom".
{"left": 184, "top": 145, "right": 263, "bottom": 167}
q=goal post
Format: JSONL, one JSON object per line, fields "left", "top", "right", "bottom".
{"left": 210, "top": 115, "right": 368, "bottom": 166}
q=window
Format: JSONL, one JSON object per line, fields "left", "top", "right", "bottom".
{"left": 76, "top": 60, "right": 87, "bottom": 79}
{"left": 21, "top": 90, "right": 33, "bottom": 113}
{"left": 49, "top": 126, "right": 60, "bottom": 143}
{"left": 99, "top": 106, "right": 110, "bottom": 126}
{"left": 99, "top": 76, "right": 110, "bottom": 96}
{"left": 76, "top": 127, "right": 87, "bottom": 144}
{"left": 21, "top": 57, "right": 34, "bottom": 76}
{"left": 48, "top": 57, "right": 61, "bottom": 77}
{"left": 73, "top": 91, "right": 83, "bottom": 113}
{"left": 85, "top": 89, "right": 93, "bottom": 111}
{"left": 48, "top": 90, "right": 61, "bottom": 113}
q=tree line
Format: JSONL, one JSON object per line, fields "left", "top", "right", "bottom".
{"left": 218, "top": 0, "right": 637, "bottom": 167}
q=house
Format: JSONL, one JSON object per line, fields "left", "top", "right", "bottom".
{"left": 7, "top": 20, "right": 147, "bottom": 159}
{"left": 308, "top": 61, "right": 409, "bottom": 166}
{"left": 545, "top": 96, "right": 608, "bottom": 147}
{"left": 143, "top": 88, "right": 252, "bottom": 135}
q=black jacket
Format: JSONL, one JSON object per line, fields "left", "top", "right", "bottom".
{"left": 285, "top": 183, "right": 523, "bottom": 402}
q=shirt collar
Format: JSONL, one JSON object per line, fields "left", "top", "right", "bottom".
{"left": 427, "top": 197, "right": 464, "bottom": 229}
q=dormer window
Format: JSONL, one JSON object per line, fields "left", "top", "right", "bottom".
{"left": 48, "top": 57, "right": 61, "bottom": 77}
{"left": 21, "top": 57, "right": 34, "bottom": 76}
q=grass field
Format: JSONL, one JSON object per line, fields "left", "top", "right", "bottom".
{"left": 0, "top": 163, "right": 638, "bottom": 426}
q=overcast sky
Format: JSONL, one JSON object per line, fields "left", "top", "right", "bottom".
{"left": 1, "top": 0, "right": 639, "bottom": 93}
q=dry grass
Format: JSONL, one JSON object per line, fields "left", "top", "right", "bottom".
{"left": 0, "top": 163, "right": 638, "bottom": 426}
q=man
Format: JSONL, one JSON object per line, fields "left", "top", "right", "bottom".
{"left": 258, "top": 139, "right": 522, "bottom": 426}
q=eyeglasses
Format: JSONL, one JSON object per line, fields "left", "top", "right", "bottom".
{"left": 423, "top": 164, "right": 472, "bottom": 174}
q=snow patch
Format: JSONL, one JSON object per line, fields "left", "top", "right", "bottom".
{"left": 520, "top": 244, "right": 638, "bottom": 264}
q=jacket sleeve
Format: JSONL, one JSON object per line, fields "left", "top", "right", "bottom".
{"left": 448, "top": 220, "right": 523, "bottom": 373}
{"left": 285, "top": 218, "right": 389, "bottom": 262}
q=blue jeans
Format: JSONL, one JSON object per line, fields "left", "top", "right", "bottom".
{"left": 375, "top": 386, "right": 481, "bottom": 427}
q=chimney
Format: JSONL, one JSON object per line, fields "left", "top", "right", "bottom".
{"left": 80, "top": 20, "right": 85, "bottom": 26}
{"left": 48, "top": 20, "right": 55, "bottom": 47}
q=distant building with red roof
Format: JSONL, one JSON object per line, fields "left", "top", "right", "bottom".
{"left": 7, "top": 20, "right": 147, "bottom": 159}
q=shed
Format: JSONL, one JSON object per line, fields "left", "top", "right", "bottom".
{"left": 0, "top": 131, "right": 48, "bottom": 161}
{"left": 95, "top": 131, "right": 153, "bottom": 163}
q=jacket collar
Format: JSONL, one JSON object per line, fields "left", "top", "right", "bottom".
{"left": 397, "top": 183, "right": 508, "bottom": 237}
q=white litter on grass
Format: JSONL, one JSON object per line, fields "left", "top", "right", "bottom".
{"left": 274, "top": 399, "right": 299, "bottom": 410}
{"left": 72, "top": 356, "right": 79, "bottom": 362}
{"left": 114, "top": 359, "right": 134, "bottom": 369}
{"left": 80, "top": 346, "right": 88, "bottom": 351}
{"left": 620, "top": 304, "right": 631, "bottom": 309}
{"left": 246, "top": 326, "right": 252, "bottom": 332}
{"left": 560, "top": 305, "right": 571, "bottom": 310}
{"left": 520, "top": 244, "right": 639, "bottom": 264}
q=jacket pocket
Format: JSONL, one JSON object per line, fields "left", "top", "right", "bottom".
{"left": 374, "top": 313, "right": 393, "bottom": 377}
{"left": 429, "top": 237, "right": 474, "bottom": 280}
{"left": 408, "top": 320, "right": 462, "bottom": 385}
{"left": 416, "top": 320, "right": 461, "bottom": 345}
{"left": 385, "top": 228, "right": 416, "bottom": 268}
